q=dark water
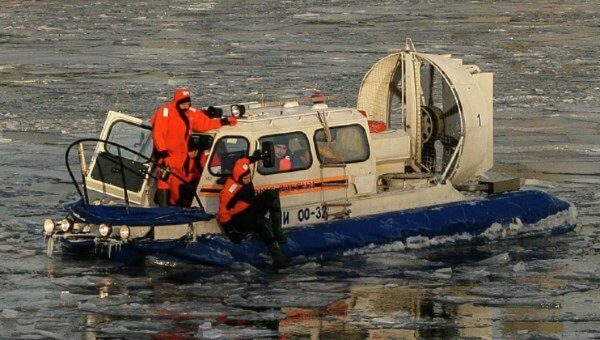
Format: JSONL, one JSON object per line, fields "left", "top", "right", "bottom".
{"left": 1, "top": 1, "right": 599, "bottom": 338}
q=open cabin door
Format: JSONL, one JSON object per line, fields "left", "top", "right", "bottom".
{"left": 85, "top": 111, "right": 155, "bottom": 206}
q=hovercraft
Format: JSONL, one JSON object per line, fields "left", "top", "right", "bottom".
{"left": 43, "top": 40, "right": 576, "bottom": 267}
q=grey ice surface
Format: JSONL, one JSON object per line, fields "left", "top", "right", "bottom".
{"left": 1, "top": 1, "right": 599, "bottom": 338}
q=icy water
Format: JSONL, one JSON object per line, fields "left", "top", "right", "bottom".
{"left": 1, "top": 1, "right": 599, "bottom": 338}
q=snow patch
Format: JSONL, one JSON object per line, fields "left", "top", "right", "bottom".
{"left": 2, "top": 309, "right": 18, "bottom": 319}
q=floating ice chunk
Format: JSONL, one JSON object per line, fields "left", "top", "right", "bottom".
{"left": 567, "top": 283, "right": 594, "bottom": 291}
{"left": 508, "top": 218, "right": 523, "bottom": 235}
{"left": 477, "top": 298, "right": 562, "bottom": 309}
{"left": 0, "top": 232, "right": 19, "bottom": 242}
{"left": 77, "top": 302, "right": 98, "bottom": 311}
{"left": 202, "top": 330, "right": 223, "bottom": 339}
{"left": 455, "top": 233, "right": 473, "bottom": 241}
{"left": 430, "top": 235, "right": 456, "bottom": 246}
{"left": 2, "top": 309, "right": 18, "bottom": 318}
{"left": 19, "top": 249, "right": 36, "bottom": 257}
{"left": 294, "top": 12, "right": 320, "bottom": 18}
{"left": 0, "top": 245, "right": 15, "bottom": 252}
{"left": 393, "top": 311, "right": 410, "bottom": 319}
{"left": 33, "top": 329, "right": 63, "bottom": 340}
{"left": 406, "top": 236, "right": 430, "bottom": 249}
{"left": 513, "top": 262, "right": 527, "bottom": 272}
{"left": 344, "top": 240, "right": 406, "bottom": 256}
{"left": 482, "top": 222, "right": 505, "bottom": 239}
{"left": 522, "top": 178, "right": 556, "bottom": 188}
{"left": 196, "top": 321, "right": 213, "bottom": 337}
{"left": 456, "top": 269, "right": 491, "bottom": 281}
{"left": 372, "top": 316, "right": 397, "bottom": 325}
{"left": 432, "top": 267, "right": 453, "bottom": 280}
{"left": 477, "top": 252, "right": 510, "bottom": 266}
{"left": 568, "top": 205, "right": 578, "bottom": 226}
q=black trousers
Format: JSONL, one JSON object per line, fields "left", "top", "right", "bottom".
{"left": 222, "top": 190, "right": 280, "bottom": 244}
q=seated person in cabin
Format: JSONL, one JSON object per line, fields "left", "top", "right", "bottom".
{"left": 218, "top": 157, "right": 289, "bottom": 269}
{"left": 288, "top": 137, "right": 311, "bottom": 169}
{"left": 273, "top": 136, "right": 292, "bottom": 172}
{"left": 259, "top": 136, "right": 293, "bottom": 173}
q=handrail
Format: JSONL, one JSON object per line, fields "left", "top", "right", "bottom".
{"left": 65, "top": 138, "right": 202, "bottom": 209}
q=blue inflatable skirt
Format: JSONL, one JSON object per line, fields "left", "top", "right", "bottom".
{"left": 60, "top": 190, "right": 575, "bottom": 267}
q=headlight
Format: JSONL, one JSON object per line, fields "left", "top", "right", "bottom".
{"left": 82, "top": 224, "right": 92, "bottom": 233}
{"left": 99, "top": 223, "right": 112, "bottom": 237}
{"left": 43, "top": 219, "right": 55, "bottom": 234}
{"left": 73, "top": 222, "right": 85, "bottom": 232}
{"left": 60, "top": 218, "right": 73, "bottom": 233}
{"left": 119, "top": 226, "right": 130, "bottom": 239}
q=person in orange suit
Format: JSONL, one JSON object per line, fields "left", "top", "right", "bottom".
{"left": 218, "top": 157, "right": 289, "bottom": 269}
{"left": 151, "top": 88, "right": 237, "bottom": 207}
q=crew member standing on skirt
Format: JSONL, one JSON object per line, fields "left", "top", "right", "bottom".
{"left": 151, "top": 88, "right": 237, "bottom": 207}
{"left": 218, "top": 157, "right": 289, "bottom": 269}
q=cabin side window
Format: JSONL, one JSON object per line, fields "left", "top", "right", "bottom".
{"left": 208, "top": 136, "right": 249, "bottom": 176}
{"left": 258, "top": 132, "right": 313, "bottom": 175}
{"left": 314, "top": 124, "right": 370, "bottom": 164}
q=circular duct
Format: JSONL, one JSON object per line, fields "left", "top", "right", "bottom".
{"left": 357, "top": 49, "right": 493, "bottom": 185}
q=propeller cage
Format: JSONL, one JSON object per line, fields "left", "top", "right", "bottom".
{"left": 357, "top": 49, "right": 493, "bottom": 185}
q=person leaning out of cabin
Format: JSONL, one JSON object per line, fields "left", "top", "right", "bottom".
{"left": 271, "top": 136, "right": 292, "bottom": 172}
{"left": 218, "top": 157, "right": 290, "bottom": 269}
{"left": 151, "top": 88, "right": 238, "bottom": 207}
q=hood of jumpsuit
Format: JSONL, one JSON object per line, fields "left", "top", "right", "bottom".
{"left": 173, "top": 88, "right": 192, "bottom": 106}
{"left": 232, "top": 158, "right": 251, "bottom": 183}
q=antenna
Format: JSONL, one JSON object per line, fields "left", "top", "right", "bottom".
{"left": 404, "top": 38, "right": 416, "bottom": 52}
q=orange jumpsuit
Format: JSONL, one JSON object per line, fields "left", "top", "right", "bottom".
{"left": 151, "top": 89, "right": 225, "bottom": 206}
{"left": 218, "top": 158, "right": 252, "bottom": 223}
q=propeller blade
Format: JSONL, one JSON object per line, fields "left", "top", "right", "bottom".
{"left": 428, "top": 64, "right": 435, "bottom": 107}
{"left": 442, "top": 104, "right": 459, "bottom": 119}
{"left": 390, "top": 84, "right": 403, "bottom": 99}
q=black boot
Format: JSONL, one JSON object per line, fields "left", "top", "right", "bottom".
{"left": 267, "top": 241, "right": 290, "bottom": 270}
{"left": 266, "top": 190, "right": 287, "bottom": 244}
{"left": 270, "top": 210, "right": 287, "bottom": 245}
{"left": 155, "top": 189, "right": 170, "bottom": 207}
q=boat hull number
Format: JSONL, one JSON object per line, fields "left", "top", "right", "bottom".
{"left": 283, "top": 205, "right": 326, "bottom": 225}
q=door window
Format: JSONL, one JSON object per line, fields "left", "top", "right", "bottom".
{"left": 104, "top": 120, "right": 153, "bottom": 161}
{"left": 208, "top": 136, "right": 249, "bottom": 176}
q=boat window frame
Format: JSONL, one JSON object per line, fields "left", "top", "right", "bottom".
{"left": 257, "top": 131, "right": 314, "bottom": 176}
{"left": 207, "top": 135, "right": 250, "bottom": 177}
{"left": 313, "top": 123, "right": 371, "bottom": 165}
{"left": 104, "top": 119, "right": 153, "bottom": 160}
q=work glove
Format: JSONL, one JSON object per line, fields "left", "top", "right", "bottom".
{"left": 206, "top": 106, "right": 223, "bottom": 118}
{"left": 248, "top": 149, "right": 262, "bottom": 163}
{"left": 220, "top": 116, "right": 238, "bottom": 126}
{"left": 155, "top": 150, "right": 170, "bottom": 159}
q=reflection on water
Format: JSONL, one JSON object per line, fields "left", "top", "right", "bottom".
{"left": 278, "top": 250, "right": 588, "bottom": 339}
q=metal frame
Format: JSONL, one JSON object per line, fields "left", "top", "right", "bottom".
{"left": 65, "top": 138, "right": 202, "bottom": 210}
